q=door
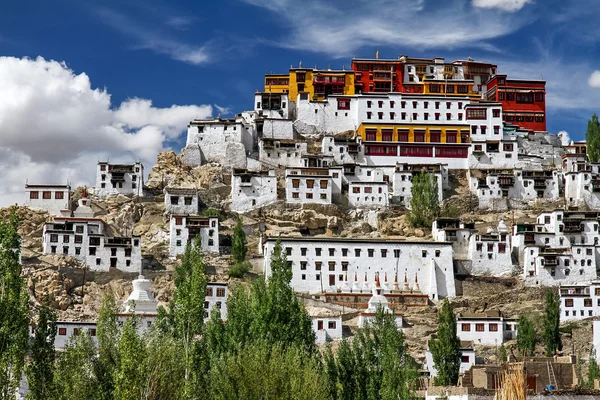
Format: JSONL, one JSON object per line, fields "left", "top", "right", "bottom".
{"left": 317, "top": 320, "right": 323, "bottom": 330}
{"left": 329, "top": 275, "right": 335, "bottom": 286}
{"left": 110, "top": 258, "right": 117, "bottom": 268}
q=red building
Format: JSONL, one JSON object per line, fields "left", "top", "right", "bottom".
{"left": 352, "top": 58, "right": 404, "bottom": 94}
{"left": 485, "top": 75, "right": 546, "bottom": 132}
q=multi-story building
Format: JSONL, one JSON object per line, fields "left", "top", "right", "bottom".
{"left": 558, "top": 281, "right": 600, "bottom": 321}
{"left": 254, "top": 92, "right": 293, "bottom": 119}
{"left": 321, "top": 137, "right": 363, "bottom": 165}
{"left": 230, "top": 169, "right": 278, "bottom": 213}
{"left": 264, "top": 66, "right": 355, "bottom": 102}
{"left": 263, "top": 237, "right": 456, "bottom": 300}
{"left": 562, "top": 141, "right": 587, "bottom": 172}
{"left": 485, "top": 75, "right": 546, "bottom": 132}
{"left": 169, "top": 215, "right": 219, "bottom": 257}
{"left": 259, "top": 138, "right": 307, "bottom": 168}
{"left": 512, "top": 210, "right": 600, "bottom": 286}
{"left": 471, "top": 169, "right": 561, "bottom": 210}
{"left": 393, "top": 163, "right": 446, "bottom": 208}
{"left": 285, "top": 167, "right": 342, "bottom": 205}
{"left": 42, "top": 195, "right": 141, "bottom": 273}
{"left": 425, "top": 340, "right": 477, "bottom": 378}
{"left": 164, "top": 188, "right": 200, "bottom": 215}
{"left": 456, "top": 310, "right": 518, "bottom": 346}
{"left": 24, "top": 183, "right": 71, "bottom": 216}
{"left": 204, "top": 282, "right": 228, "bottom": 321}
{"left": 95, "top": 161, "right": 143, "bottom": 198}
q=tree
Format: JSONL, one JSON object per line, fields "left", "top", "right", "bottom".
{"left": 542, "top": 289, "right": 562, "bottom": 356}
{"left": 408, "top": 172, "right": 439, "bottom": 227}
{"left": 95, "top": 291, "right": 120, "bottom": 399}
{"left": 429, "top": 299, "right": 461, "bottom": 386}
{"left": 26, "top": 305, "right": 57, "bottom": 400}
{"left": 141, "top": 332, "right": 186, "bottom": 400}
{"left": 587, "top": 347, "right": 600, "bottom": 388}
{"left": 54, "top": 332, "right": 100, "bottom": 400}
{"left": 498, "top": 344, "right": 507, "bottom": 363}
{"left": 113, "top": 318, "right": 146, "bottom": 400}
{"left": 0, "top": 208, "right": 29, "bottom": 400}
{"left": 231, "top": 217, "right": 247, "bottom": 265}
{"left": 586, "top": 114, "right": 600, "bottom": 163}
{"left": 516, "top": 315, "right": 537, "bottom": 356}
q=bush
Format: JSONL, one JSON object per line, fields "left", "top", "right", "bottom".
{"left": 229, "top": 261, "right": 251, "bottom": 278}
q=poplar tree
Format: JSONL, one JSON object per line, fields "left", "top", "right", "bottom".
{"left": 95, "top": 291, "right": 120, "bottom": 399}
{"left": 408, "top": 172, "right": 440, "bottom": 227}
{"left": 0, "top": 208, "right": 29, "bottom": 400}
{"left": 113, "top": 318, "right": 146, "bottom": 400}
{"left": 542, "top": 289, "right": 562, "bottom": 356}
{"left": 54, "top": 332, "right": 100, "bottom": 400}
{"left": 429, "top": 299, "right": 461, "bottom": 386}
{"left": 231, "top": 217, "right": 247, "bottom": 265}
{"left": 516, "top": 315, "right": 537, "bottom": 356}
{"left": 587, "top": 347, "right": 600, "bottom": 389}
{"left": 586, "top": 114, "right": 600, "bottom": 162}
{"left": 26, "top": 305, "right": 57, "bottom": 400}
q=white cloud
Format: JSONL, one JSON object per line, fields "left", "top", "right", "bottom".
{"left": 240, "top": 0, "right": 534, "bottom": 57}
{"left": 558, "top": 131, "right": 571, "bottom": 146}
{"left": 588, "top": 70, "right": 600, "bottom": 88}
{"left": 0, "top": 56, "right": 212, "bottom": 206}
{"left": 472, "top": 0, "right": 532, "bottom": 12}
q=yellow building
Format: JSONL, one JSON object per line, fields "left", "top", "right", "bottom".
{"left": 357, "top": 123, "right": 471, "bottom": 144}
{"left": 264, "top": 68, "right": 355, "bottom": 101}
{"left": 422, "top": 80, "right": 476, "bottom": 98}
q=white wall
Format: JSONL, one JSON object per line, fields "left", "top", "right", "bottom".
{"left": 204, "top": 283, "right": 228, "bottom": 321}
{"left": 164, "top": 191, "right": 200, "bottom": 215}
{"left": 24, "top": 185, "right": 71, "bottom": 215}
{"left": 262, "top": 119, "right": 294, "bottom": 140}
{"left": 169, "top": 215, "right": 219, "bottom": 257}
{"left": 312, "top": 316, "right": 343, "bottom": 344}
{"left": 348, "top": 182, "right": 389, "bottom": 207}
{"left": 95, "top": 162, "right": 144, "bottom": 198}
{"left": 259, "top": 140, "right": 307, "bottom": 168}
{"left": 425, "top": 348, "right": 476, "bottom": 378}
{"left": 230, "top": 171, "right": 278, "bottom": 213}
{"left": 457, "top": 318, "right": 516, "bottom": 345}
{"left": 393, "top": 166, "right": 444, "bottom": 208}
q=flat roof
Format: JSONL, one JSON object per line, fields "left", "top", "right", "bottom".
{"left": 25, "top": 184, "right": 70, "bottom": 189}
{"left": 164, "top": 188, "right": 198, "bottom": 195}
{"left": 264, "top": 236, "right": 452, "bottom": 245}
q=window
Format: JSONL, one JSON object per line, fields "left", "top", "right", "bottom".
{"left": 516, "top": 93, "right": 534, "bottom": 104}
{"left": 341, "top": 262, "right": 348, "bottom": 271}
{"left": 394, "top": 249, "right": 400, "bottom": 258}
{"left": 55, "top": 191, "right": 64, "bottom": 200}
{"left": 466, "top": 108, "right": 487, "bottom": 120}
{"left": 292, "top": 179, "right": 300, "bottom": 189}
{"left": 292, "top": 192, "right": 299, "bottom": 199}
{"left": 50, "top": 234, "right": 58, "bottom": 243}
{"left": 355, "top": 249, "right": 361, "bottom": 257}
{"left": 368, "top": 249, "right": 374, "bottom": 257}
{"left": 315, "top": 262, "right": 322, "bottom": 271}
{"left": 462, "top": 324, "right": 471, "bottom": 332}
{"left": 475, "top": 324, "right": 484, "bottom": 332}
{"left": 461, "top": 355, "right": 470, "bottom": 363}
{"left": 422, "top": 250, "right": 427, "bottom": 258}
{"left": 75, "top": 247, "right": 80, "bottom": 255}
{"left": 498, "top": 243, "right": 506, "bottom": 253}
{"left": 96, "top": 258, "right": 101, "bottom": 266}
{"left": 489, "top": 324, "right": 498, "bottom": 332}
{"left": 320, "top": 180, "right": 328, "bottom": 189}
{"left": 506, "top": 92, "right": 514, "bottom": 101}
{"left": 30, "top": 191, "right": 39, "bottom": 199}
{"left": 328, "top": 248, "right": 335, "bottom": 256}
{"left": 381, "top": 249, "right": 387, "bottom": 258}
{"left": 43, "top": 191, "right": 51, "bottom": 199}
{"left": 435, "top": 250, "right": 441, "bottom": 257}
{"left": 565, "top": 299, "right": 574, "bottom": 307}
{"left": 175, "top": 217, "right": 183, "bottom": 225}
{"left": 585, "top": 298, "right": 592, "bottom": 307}
{"left": 446, "top": 113, "right": 452, "bottom": 120}
{"left": 50, "top": 246, "right": 56, "bottom": 254}
{"left": 63, "top": 246, "right": 68, "bottom": 255}
{"left": 493, "top": 109, "right": 500, "bottom": 118}
{"left": 457, "top": 85, "right": 468, "bottom": 94}
{"left": 89, "top": 247, "right": 96, "bottom": 256}
{"left": 316, "top": 248, "right": 322, "bottom": 256}
{"left": 58, "top": 327, "right": 67, "bottom": 336}
{"left": 429, "top": 84, "right": 440, "bottom": 93}
{"left": 305, "top": 193, "right": 313, "bottom": 200}
{"left": 337, "top": 98, "right": 350, "bottom": 110}
{"left": 328, "top": 262, "right": 336, "bottom": 271}
{"left": 328, "top": 321, "right": 337, "bottom": 329}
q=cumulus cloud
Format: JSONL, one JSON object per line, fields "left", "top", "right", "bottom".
{"left": 558, "top": 131, "right": 571, "bottom": 146}
{"left": 588, "top": 70, "right": 600, "bottom": 88}
{"left": 0, "top": 56, "right": 212, "bottom": 206}
{"left": 472, "top": 0, "right": 532, "bottom": 11}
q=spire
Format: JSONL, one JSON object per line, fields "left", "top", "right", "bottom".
{"left": 403, "top": 273, "right": 410, "bottom": 291}
{"left": 362, "top": 272, "right": 370, "bottom": 293}
{"left": 382, "top": 272, "right": 390, "bottom": 293}
{"left": 392, "top": 272, "right": 400, "bottom": 291}
{"left": 352, "top": 271, "right": 360, "bottom": 293}
{"left": 413, "top": 273, "right": 420, "bottom": 292}
{"left": 341, "top": 272, "right": 351, "bottom": 293}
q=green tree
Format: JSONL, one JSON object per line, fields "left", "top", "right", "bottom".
{"left": 231, "top": 217, "right": 247, "bottom": 265}
{"left": 516, "top": 315, "right": 537, "bottom": 356}
{"left": 498, "top": 344, "right": 507, "bottom": 363}
{"left": 0, "top": 208, "right": 29, "bottom": 399}
{"left": 429, "top": 299, "right": 461, "bottom": 386}
{"left": 587, "top": 347, "right": 600, "bottom": 388}
{"left": 586, "top": 114, "right": 600, "bottom": 162}
{"left": 54, "top": 332, "right": 100, "bottom": 400}
{"left": 95, "top": 291, "right": 120, "bottom": 399}
{"left": 542, "top": 289, "right": 562, "bottom": 356}
{"left": 113, "top": 318, "right": 146, "bottom": 400}
{"left": 141, "top": 332, "right": 186, "bottom": 400}
{"left": 408, "top": 172, "right": 440, "bottom": 227}
{"left": 26, "top": 305, "right": 57, "bottom": 400}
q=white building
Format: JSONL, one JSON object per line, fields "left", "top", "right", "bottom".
{"left": 564, "top": 163, "right": 600, "bottom": 210}
{"left": 425, "top": 340, "right": 477, "bottom": 378}
{"left": 164, "top": 188, "right": 200, "bottom": 215}
{"left": 471, "top": 169, "right": 560, "bottom": 210}
{"left": 393, "top": 163, "right": 446, "bottom": 208}
{"left": 42, "top": 195, "right": 141, "bottom": 273}
{"left": 358, "top": 275, "right": 403, "bottom": 329}
{"left": 95, "top": 162, "right": 143, "bottom": 198}
{"left": 263, "top": 237, "right": 456, "bottom": 300}
{"left": 456, "top": 311, "right": 517, "bottom": 346}
{"left": 254, "top": 92, "right": 293, "bottom": 120}
{"left": 259, "top": 138, "right": 307, "bottom": 168}
{"left": 204, "top": 282, "right": 228, "bottom": 321}
{"left": 512, "top": 210, "right": 600, "bottom": 286}
{"left": 169, "top": 215, "right": 219, "bottom": 257}
{"left": 24, "top": 183, "right": 71, "bottom": 216}
{"left": 308, "top": 307, "right": 343, "bottom": 344}
{"left": 321, "top": 136, "right": 363, "bottom": 165}
{"left": 51, "top": 322, "right": 99, "bottom": 349}
{"left": 230, "top": 169, "right": 278, "bottom": 213}
{"left": 558, "top": 281, "right": 600, "bottom": 321}
{"left": 285, "top": 167, "right": 342, "bottom": 205}
{"left": 348, "top": 181, "right": 389, "bottom": 208}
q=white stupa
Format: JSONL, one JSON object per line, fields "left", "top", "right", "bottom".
{"left": 341, "top": 273, "right": 351, "bottom": 293}
{"left": 73, "top": 186, "right": 94, "bottom": 218}
{"left": 123, "top": 275, "right": 158, "bottom": 314}
{"left": 358, "top": 273, "right": 403, "bottom": 329}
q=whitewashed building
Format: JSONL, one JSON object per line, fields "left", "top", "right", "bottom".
{"left": 51, "top": 322, "right": 99, "bottom": 349}
{"left": 263, "top": 237, "right": 456, "bottom": 300}
{"left": 393, "top": 163, "right": 446, "bottom": 208}
{"left": 512, "top": 210, "right": 600, "bottom": 286}
{"left": 285, "top": 167, "right": 342, "bottom": 205}
{"left": 471, "top": 169, "right": 560, "bottom": 210}
{"left": 24, "top": 183, "right": 71, "bottom": 216}
{"left": 308, "top": 307, "right": 343, "bottom": 344}
{"left": 357, "top": 275, "right": 403, "bottom": 329}
{"left": 564, "top": 163, "right": 600, "bottom": 210}
{"left": 254, "top": 92, "right": 293, "bottom": 120}
{"left": 456, "top": 311, "right": 517, "bottom": 346}
{"left": 425, "top": 340, "right": 477, "bottom": 378}
{"left": 204, "top": 282, "right": 228, "bottom": 321}
{"left": 348, "top": 181, "right": 389, "bottom": 208}
{"left": 164, "top": 188, "right": 200, "bottom": 215}
{"left": 230, "top": 169, "right": 278, "bottom": 213}
{"left": 95, "top": 162, "right": 143, "bottom": 198}
{"left": 321, "top": 136, "right": 363, "bottom": 165}
{"left": 259, "top": 138, "right": 307, "bottom": 168}
{"left": 559, "top": 281, "right": 600, "bottom": 321}
{"left": 169, "top": 215, "right": 219, "bottom": 257}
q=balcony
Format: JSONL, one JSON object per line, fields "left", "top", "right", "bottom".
{"left": 533, "top": 179, "right": 547, "bottom": 189}
{"left": 560, "top": 288, "right": 590, "bottom": 297}
{"left": 477, "top": 178, "right": 489, "bottom": 188}
{"left": 592, "top": 179, "right": 600, "bottom": 192}
{"left": 524, "top": 234, "right": 535, "bottom": 244}
{"left": 543, "top": 258, "right": 558, "bottom": 267}
{"left": 563, "top": 223, "right": 583, "bottom": 233}
{"left": 498, "top": 176, "right": 515, "bottom": 187}
{"left": 313, "top": 76, "right": 346, "bottom": 85}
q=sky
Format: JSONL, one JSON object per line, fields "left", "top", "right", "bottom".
{"left": 0, "top": 0, "right": 599, "bottom": 205}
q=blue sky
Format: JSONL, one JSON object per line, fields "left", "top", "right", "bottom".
{"left": 0, "top": 0, "right": 599, "bottom": 203}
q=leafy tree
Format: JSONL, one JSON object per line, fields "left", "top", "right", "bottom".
{"left": 54, "top": 332, "right": 100, "bottom": 400}
{"left": 586, "top": 114, "right": 600, "bottom": 163}
{"left": 516, "top": 315, "right": 537, "bottom": 356}
{"left": 0, "top": 208, "right": 29, "bottom": 400}
{"left": 498, "top": 344, "right": 507, "bottom": 363}
{"left": 227, "top": 261, "right": 250, "bottom": 278}
{"left": 113, "top": 318, "right": 146, "bottom": 400}
{"left": 588, "top": 347, "right": 600, "bottom": 388}
{"left": 26, "top": 305, "right": 58, "bottom": 400}
{"left": 542, "top": 289, "right": 562, "bottom": 356}
{"left": 408, "top": 172, "right": 440, "bottom": 227}
{"left": 95, "top": 291, "right": 120, "bottom": 399}
{"left": 141, "top": 332, "right": 186, "bottom": 400}
{"left": 429, "top": 299, "right": 461, "bottom": 386}
{"left": 231, "top": 217, "right": 247, "bottom": 265}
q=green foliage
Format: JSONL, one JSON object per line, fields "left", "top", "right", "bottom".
{"left": 430, "top": 299, "right": 461, "bottom": 386}
{"left": 542, "top": 289, "right": 562, "bottom": 356}
{"left": 201, "top": 208, "right": 219, "bottom": 217}
{"left": 228, "top": 261, "right": 251, "bottom": 278}
{"left": 54, "top": 332, "right": 100, "bottom": 400}
{"left": 586, "top": 113, "right": 600, "bottom": 163}
{"left": 498, "top": 344, "right": 507, "bottom": 363}
{"left": 0, "top": 208, "right": 29, "bottom": 399}
{"left": 26, "top": 305, "right": 57, "bottom": 400}
{"left": 407, "top": 172, "right": 440, "bottom": 227}
{"left": 324, "top": 308, "right": 418, "bottom": 400}
{"left": 95, "top": 291, "right": 120, "bottom": 399}
{"left": 575, "top": 351, "right": 584, "bottom": 388}
{"left": 231, "top": 217, "right": 247, "bottom": 265}
{"left": 113, "top": 318, "right": 146, "bottom": 400}
{"left": 587, "top": 347, "right": 600, "bottom": 389}
{"left": 516, "top": 315, "right": 537, "bottom": 356}
{"left": 142, "top": 332, "right": 186, "bottom": 400}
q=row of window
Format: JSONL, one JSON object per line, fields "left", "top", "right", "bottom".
{"left": 564, "top": 298, "right": 597, "bottom": 307}
{"left": 49, "top": 245, "right": 133, "bottom": 258}
{"left": 504, "top": 114, "right": 545, "bottom": 123}
{"left": 475, "top": 243, "right": 507, "bottom": 253}
{"left": 366, "top": 111, "right": 465, "bottom": 122}
{"left": 290, "top": 179, "right": 329, "bottom": 189}
{"left": 170, "top": 196, "right": 194, "bottom": 205}
{"left": 364, "top": 145, "right": 469, "bottom": 158}
{"left": 206, "top": 287, "right": 226, "bottom": 297}
{"left": 351, "top": 186, "right": 385, "bottom": 194}
{"left": 291, "top": 192, "right": 328, "bottom": 200}
{"left": 100, "top": 182, "right": 137, "bottom": 189}
{"left": 58, "top": 327, "right": 96, "bottom": 336}
{"left": 364, "top": 130, "right": 465, "bottom": 143}
{"left": 29, "top": 191, "right": 66, "bottom": 200}
{"left": 173, "top": 217, "right": 217, "bottom": 227}
{"left": 286, "top": 247, "right": 442, "bottom": 258}
{"left": 461, "top": 323, "right": 500, "bottom": 332}
{"left": 498, "top": 91, "right": 544, "bottom": 103}
{"left": 175, "top": 238, "right": 214, "bottom": 247}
